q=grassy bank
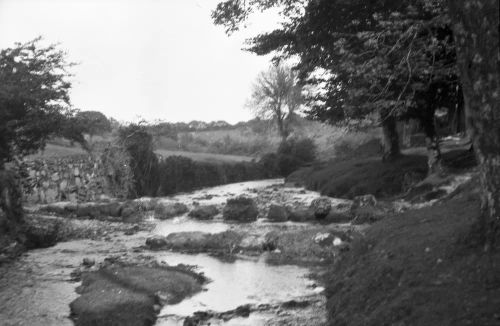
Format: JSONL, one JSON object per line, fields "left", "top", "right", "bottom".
{"left": 287, "top": 147, "right": 477, "bottom": 200}
{"left": 287, "top": 154, "right": 429, "bottom": 199}
{"left": 324, "top": 189, "right": 500, "bottom": 325}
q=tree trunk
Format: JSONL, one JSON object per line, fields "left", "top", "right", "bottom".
{"left": 448, "top": 0, "right": 500, "bottom": 247}
{"left": 276, "top": 116, "right": 288, "bottom": 142}
{"left": 381, "top": 113, "right": 401, "bottom": 161}
{"left": 422, "top": 115, "right": 443, "bottom": 175}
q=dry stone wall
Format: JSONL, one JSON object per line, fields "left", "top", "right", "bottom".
{"left": 21, "top": 155, "right": 110, "bottom": 204}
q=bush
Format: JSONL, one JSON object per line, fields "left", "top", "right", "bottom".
{"left": 156, "top": 156, "right": 267, "bottom": 196}
{"left": 100, "top": 145, "right": 135, "bottom": 199}
{"left": 259, "top": 137, "right": 317, "bottom": 177}
{"left": 333, "top": 130, "right": 382, "bottom": 161}
{"left": 118, "top": 124, "right": 159, "bottom": 197}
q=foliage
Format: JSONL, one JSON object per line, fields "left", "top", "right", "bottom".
{"left": 100, "top": 145, "right": 135, "bottom": 199}
{"left": 287, "top": 154, "right": 428, "bottom": 199}
{"left": 117, "top": 124, "right": 159, "bottom": 197}
{"left": 75, "top": 110, "right": 112, "bottom": 138}
{"left": 213, "top": 0, "right": 461, "bottom": 147}
{"left": 333, "top": 131, "right": 383, "bottom": 161}
{"left": 248, "top": 64, "right": 303, "bottom": 140}
{"left": 260, "top": 137, "right": 317, "bottom": 176}
{"left": 156, "top": 156, "right": 267, "bottom": 196}
{"left": 0, "top": 38, "right": 83, "bottom": 164}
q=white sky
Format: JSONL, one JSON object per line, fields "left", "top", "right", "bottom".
{"left": 0, "top": 0, "right": 280, "bottom": 123}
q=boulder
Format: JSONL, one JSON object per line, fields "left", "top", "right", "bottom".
{"left": 82, "top": 257, "right": 95, "bottom": 267}
{"left": 75, "top": 203, "right": 102, "bottom": 219}
{"left": 40, "top": 202, "right": 78, "bottom": 216}
{"left": 351, "top": 194, "right": 377, "bottom": 209}
{"left": 310, "top": 197, "right": 332, "bottom": 219}
{"left": 266, "top": 204, "right": 289, "bottom": 222}
{"left": 120, "top": 202, "right": 137, "bottom": 218}
{"left": 24, "top": 217, "right": 62, "bottom": 248}
{"left": 350, "top": 206, "right": 386, "bottom": 224}
{"left": 239, "top": 234, "right": 267, "bottom": 251}
{"left": 99, "top": 202, "right": 122, "bottom": 217}
{"left": 323, "top": 209, "right": 352, "bottom": 223}
{"left": 188, "top": 205, "right": 219, "bottom": 220}
{"left": 222, "top": 196, "right": 258, "bottom": 222}
{"left": 164, "top": 232, "right": 211, "bottom": 250}
{"left": 350, "top": 194, "right": 387, "bottom": 224}
{"left": 287, "top": 207, "right": 315, "bottom": 222}
{"left": 132, "top": 198, "right": 158, "bottom": 211}
{"left": 154, "top": 202, "right": 189, "bottom": 220}
{"left": 145, "top": 236, "right": 168, "bottom": 250}
{"left": 313, "top": 232, "right": 335, "bottom": 246}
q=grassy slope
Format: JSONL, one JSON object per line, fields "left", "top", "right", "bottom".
{"left": 172, "top": 119, "right": 352, "bottom": 159}
{"left": 288, "top": 145, "right": 476, "bottom": 200}
{"left": 325, "top": 190, "right": 500, "bottom": 326}
{"left": 287, "top": 154, "right": 429, "bottom": 199}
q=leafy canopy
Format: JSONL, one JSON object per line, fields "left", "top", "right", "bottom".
{"left": 75, "top": 110, "right": 112, "bottom": 137}
{"left": 0, "top": 37, "right": 80, "bottom": 163}
{"left": 213, "top": 0, "right": 459, "bottom": 126}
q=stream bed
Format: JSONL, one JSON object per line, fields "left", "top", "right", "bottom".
{"left": 0, "top": 179, "right": 331, "bottom": 325}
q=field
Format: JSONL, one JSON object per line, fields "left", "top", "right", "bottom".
{"left": 154, "top": 149, "right": 255, "bottom": 163}
{"left": 26, "top": 143, "right": 87, "bottom": 159}
{"left": 25, "top": 118, "right": 383, "bottom": 165}
{"left": 162, "top": 118, "right": 378, "bottom": 160}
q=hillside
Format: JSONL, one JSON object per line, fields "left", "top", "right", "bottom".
{"left": 154, "top": 117, "right": 380, "bottom": 160}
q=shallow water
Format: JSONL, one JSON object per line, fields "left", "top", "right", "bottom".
{"left": 156, "top": 252, "right": 318, "bottom": 325}
{"left": 154, "top": 215, "right": 230, "bottom": 236}
{"left": 2, "top": 179, "right": 329, "bottom": 325}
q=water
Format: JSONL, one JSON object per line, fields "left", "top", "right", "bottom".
{"left": 1, "top": 179, "right": 328, "bottom": 325}
{"left": 154, "top": 215, "right": 229, "bottom": 236}
{"left": 156, "top": 252, "right": 318, "bottom": 325}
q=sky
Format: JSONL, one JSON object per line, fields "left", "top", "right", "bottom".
{"left": 0, "top": 0, "right": 281, "bottom": 123}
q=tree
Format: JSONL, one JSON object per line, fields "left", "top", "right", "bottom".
{"left": 447, "top": 0, "right": 500, "bottom": 247}
{"left": 248, "top": 64, "right": 303, "bottom": 141}
{"left": 213, "top": 0, "right": 500, "bottom": 245}
{"left": 75, "top": 110, "right": 112, "bottom": 140}
{"left": 0, "top": 38, "right": 77, "bottom": 165}
{"left": 214, "top": 0, "right": 460, "bottom": 166}
{"left": 118, "top": 123, "right": 159, "bottom": 197}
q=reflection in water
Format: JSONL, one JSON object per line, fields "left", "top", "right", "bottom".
{"left": 156, "top": 252, "right": 316, "bottom": 323}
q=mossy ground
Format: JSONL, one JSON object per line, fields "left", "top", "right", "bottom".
{"left": 70, "top": 262, "right": 205, "bottom": 326}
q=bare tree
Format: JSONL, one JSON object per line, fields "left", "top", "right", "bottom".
{"left": 248, "top": 64, "right": 303, "bottom": 141}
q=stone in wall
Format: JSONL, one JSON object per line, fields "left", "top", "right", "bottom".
{"left": 21, "top": 155, "right": 111, "bottom": 204}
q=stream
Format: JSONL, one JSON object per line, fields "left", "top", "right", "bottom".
{"left": 0, "top": 179, "right": 330, "bottom": 325}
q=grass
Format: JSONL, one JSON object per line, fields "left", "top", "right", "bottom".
{"left": 324, "top": 188, "right": 500, "bottom": 326}
{"left": 155, "top": 149, "right": 255, "bottom": 163}
{"left": 26, "top": 143, "right": 87, "bottom": 159}
{"left": 288, "top": 141, "right": 477, "bottom": 200}
{"left": 287, "top": 154, "right": 429, "bottom": 199}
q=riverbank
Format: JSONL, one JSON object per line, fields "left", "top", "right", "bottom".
{"left": 324, "top": 185, "right": 500, "bottom": 325}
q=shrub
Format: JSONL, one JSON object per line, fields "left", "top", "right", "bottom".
{"left": 259, "top": 137, "right": 317, "bottom": 177}
{"left": 100, "top": 145, "right": 135, "bottom": 199}
{"left": 118, "top": 124, "right": 159, "bottom": 197}
{"left": 156, "top": 156, "right": 266, "bottom": 196}
{"left": 333, "top": 130, "right": 382, "bottom": 161}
